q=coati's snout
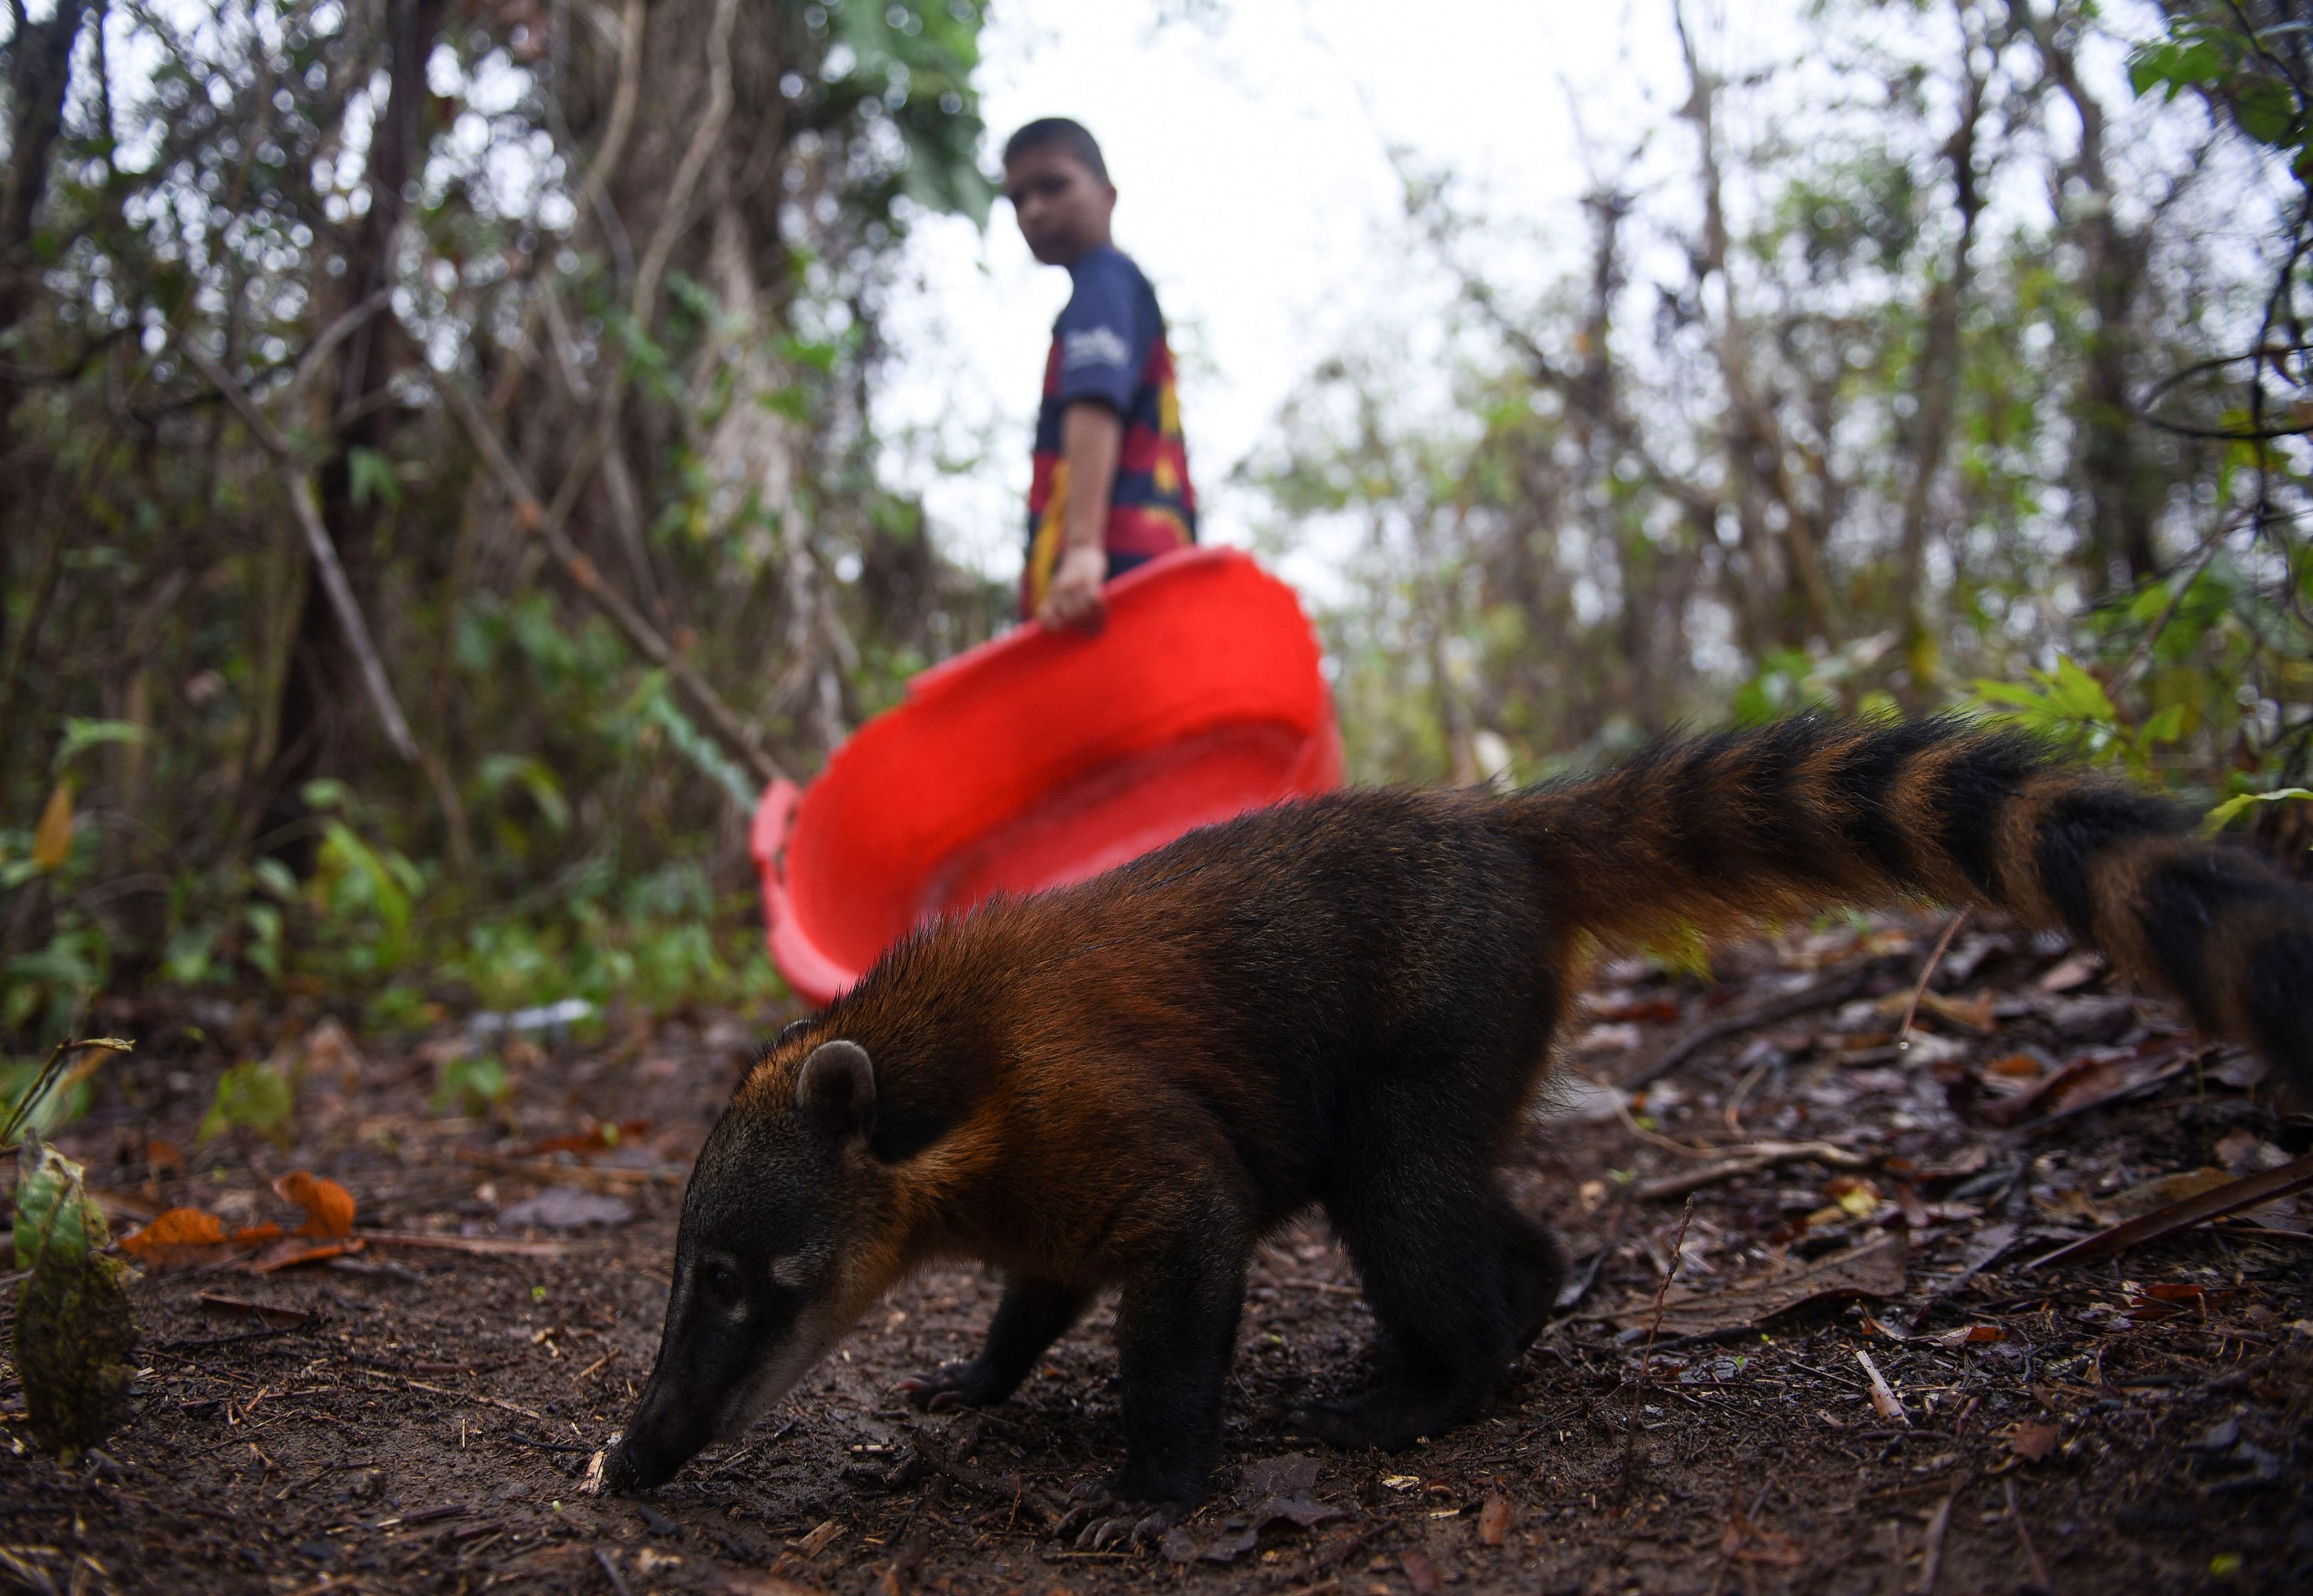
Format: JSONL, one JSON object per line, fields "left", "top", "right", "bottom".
{"left": 608, "top": 1040, "right": 884, "bottom": 1494}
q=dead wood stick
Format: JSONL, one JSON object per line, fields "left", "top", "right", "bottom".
{"left": 1915, "top": 1490, "right": 1953, "bottom": 1595}
{"left": 356, "top": 1227, "right": 580, "bottom": 1257}
{"left": 1896, "top": 910, "right": 1967, "bottom": 1045}
{"left": 2004, "top": 1478, "right": 2050, "bottom": 1590}
{"left": 1620, "top": 959, "right": 1886, "bottom": 1090}
{"left": 1616, "top": 1198, "right": 1695, "bottom": 1504}
{"left": 181, "top": 342, "right": 419, "bottom": 764}
{"left": 1633, "top": 1139, "right": 1876, "bottom": 1202}
{"left": 1855, "top": 1347, "right": 1909, "bottom": 1427}
{"left": 436, "top": 376, "right": 782, "bottom": 790}
{"left": 2026, "top": 1150, "right": 2313, "bottom": 1270}
{"left": 449, "top": 1147, "right": 686, "bottom": 1188}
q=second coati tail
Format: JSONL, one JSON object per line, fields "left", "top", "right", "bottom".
{"left": 609, "top": 714, "right": 2313, "bottom": 1519}
{"left": 1513, "top": 714, "right": 2311, "bottom": 1088}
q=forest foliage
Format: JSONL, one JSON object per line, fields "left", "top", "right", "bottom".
{"left": 3, "top": 0, "right": 2311, "bottom": 1063}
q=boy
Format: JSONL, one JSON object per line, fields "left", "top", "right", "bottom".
{"left": 1002, "top": 118, "right": 1197, "bottom": 631}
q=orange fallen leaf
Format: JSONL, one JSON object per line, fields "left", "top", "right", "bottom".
{"left": 231, "top": 1222, "right": 285, "bottom": 1247}
{"left": 2010, "top": 1421, "right": 2060, "bottom": 1463}
{"left": 274, "top": 1170, "right": 356, "bottom": 1238}
{"left": 1476, "top": 1496, "right": 1512, "bottom": 1547}
{"left": 120, "top": 1207, "right": 228, "bottom": 1270}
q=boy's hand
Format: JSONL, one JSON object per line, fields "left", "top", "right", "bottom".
{"left": 1039, "top": 545, "right": 1109, "bottom": 633}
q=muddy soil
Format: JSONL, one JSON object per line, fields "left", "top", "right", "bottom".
{"left": 3, "top": 915, "right": 2308, "bottom": 1595}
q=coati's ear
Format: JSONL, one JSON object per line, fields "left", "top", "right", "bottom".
{"left": 795, "top": 1040, "right": 875, "bottom": 1137}
{"left": 775, "top": 1017, "right": 812, "bottom": 1048}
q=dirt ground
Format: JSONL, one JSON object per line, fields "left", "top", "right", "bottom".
{"left": 3, "top": 913, "right": 2309, "bottom": 1596}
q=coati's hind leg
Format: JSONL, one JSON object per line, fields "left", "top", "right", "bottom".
{"left": 1301, "top": 1162, "right": 1533, "bottom": 1451}
{"left": 899, "top": 1275, "right": 1088, "bottom": 1412}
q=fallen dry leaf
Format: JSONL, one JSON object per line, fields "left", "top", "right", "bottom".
{"left": 274, "top": 1170, "right": 356, "bottom": 1238}
{"left": 1239, "top": 1453, "right": 1323, "bottom": 1499}
{"left": 2097, "top": 1168, "right": 2234, "bottom": 1224}
{"left": 1616, "top": 1231, "right": 1907, "bottom": 1338}
{"left": 1477, "top": 1496, "right": 1512, "bottom": 1546}
{"left": 1400, "top": 1548, "right": 1441, "bottom": 1595}
{"left": 2029, "top": 1151, "right": 2313, "bottom": 1270}
{"left": 1825, "top": 1176, "right": 1882, "bottom": 1217}
{"left": 2010, "top": 1421, "right": 2060, "bottom": 1463}
{"left": 118, "top": 1208, "right": 227, "bottom": 1270}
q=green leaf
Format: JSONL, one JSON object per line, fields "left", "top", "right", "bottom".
{"left": 198, "top": 1061, "right": 295, "bottom": 1145}
{"left": 431, "top": 1053, "right": 511, "bottom": 1116}
{"left": 2202, "top": 787, "right": 2313, "bottom": 835}
{"left": 13, "top": 1135, "right": 111, "bottom": 1270}
{"left": 54, "top": 719, "right": 147, "bottom": 772}
{"left": 347, "top": 445, "right": 401, "bottom": 510}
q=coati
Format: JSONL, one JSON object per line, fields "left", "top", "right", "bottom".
{"left": 603, "top": 715, "right": 2311, "bottom": 1510}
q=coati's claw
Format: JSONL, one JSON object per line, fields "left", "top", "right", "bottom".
{"left": 897, "top": 1367, "right": 977, "bottom": 1412}
{"left": 1072, "top": 1505, "right": 1178, "bottom": 1552}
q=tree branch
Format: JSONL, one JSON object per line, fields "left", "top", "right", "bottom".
{"left": 178, "top": 341, "right": 422, "bottom": 767}
{"left": 434, "top": 373, "right": 785, "bottom": 792}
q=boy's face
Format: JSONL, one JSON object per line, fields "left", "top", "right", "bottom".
{"left": 1003, "top": 146, "right": 1116, "bottom": 266}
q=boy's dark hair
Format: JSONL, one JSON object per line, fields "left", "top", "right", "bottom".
{"left": 1003, "top": 118, "right": 1108, "bottom": 184}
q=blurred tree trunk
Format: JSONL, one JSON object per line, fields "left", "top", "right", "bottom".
{"left": 1891, "top": 2, "right": 1993, "bottom": 697}
{"left": 2024, "top": 0, "right": 2161, "bottom": 592}
{"left": 260, "top": 0, "right": 445, "bottom": 861}
{"left": 0, "top": 0, "right": 91, "bottom": 458}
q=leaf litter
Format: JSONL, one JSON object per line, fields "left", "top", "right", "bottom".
{"left": 4, "top": 919, "right": 2310, "bottom": 1594}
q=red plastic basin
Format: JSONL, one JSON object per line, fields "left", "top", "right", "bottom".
{"left": 751, "top": 547, "right": 1343, "bottom": 1006}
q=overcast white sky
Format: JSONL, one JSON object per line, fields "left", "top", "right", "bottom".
{"left": 876, "top": 0, "right": 1798, "bottom": 589}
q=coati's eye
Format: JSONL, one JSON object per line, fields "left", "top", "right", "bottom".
{"left": 703, "top": 1262, "right": 741, "bottom": 1303}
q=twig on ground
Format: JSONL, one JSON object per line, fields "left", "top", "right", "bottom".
{"left": 1915, "top": 1490, "right": 1953, "bottom": 1595}
{"left": 358, "top": 1226, "right": 582, "bottom": 1257}
{"left": 2005, "top": 1477, "right": 2050, "bottom": 1590}
{"left": 594, "top": 1546, "right": 634, "bottom": 1596}
{"left": 1632, "top": 1141, "right": 1874, "bottom": 1203}
{"left": 1622, "top": 960, "right": 1887, "bottom": 1089}
{"left": 1856, "top": 1348, "right": 1909, "bottom": 1427}
{"left": 1896, "top": 911, "right": 1967, "bottom": 1046}
{"left": 449, "top": 1147, "right": 686, "bottom": 1188}
{"left": 1616, "top": 1198, "right": 1695, "bottom": 1505}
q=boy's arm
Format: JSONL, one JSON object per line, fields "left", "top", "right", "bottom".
{"left": 1039, "top": 400, "right": 1122, "bottom": 632}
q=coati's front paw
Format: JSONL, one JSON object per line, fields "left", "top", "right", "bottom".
{"left": 897, "top": 1360, "right": 1001, "bottom": 1414}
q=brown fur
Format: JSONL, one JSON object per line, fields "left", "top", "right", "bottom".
{"left": 608, "top": 715, "right": 2312, "bottom": 1507}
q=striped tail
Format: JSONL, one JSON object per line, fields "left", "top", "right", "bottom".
{"left": 1509, "top": 714, "right": 2313, "bottom": 1094}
